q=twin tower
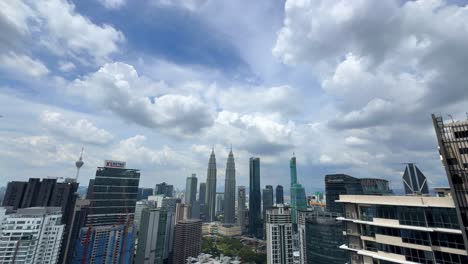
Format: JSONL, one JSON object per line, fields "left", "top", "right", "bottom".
{"left": 205, "top": 147, "right": 236, "bottom": 223}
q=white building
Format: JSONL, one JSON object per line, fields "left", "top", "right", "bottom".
{"left": 187, "top": 253, "right": 241, "bottom": 264}
{"left": 0, "top": 207, "right": 65, "bottom": 264}
{"left": 266, "top": 205, "right": 293, "bottom": 264}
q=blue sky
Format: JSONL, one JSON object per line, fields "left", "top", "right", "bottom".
{"left": 1, "top": 0, "right": 468, "bottom": 193}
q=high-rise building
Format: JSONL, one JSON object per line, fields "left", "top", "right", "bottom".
{"left": 0, "top": 207, "right": 65, "bottom": 264}
{"left": 276, "top": 185, "right": 284, "bottom": 204}
{"left": 135, "top": 200, "right": 150, "bottom": 232}
{"left": 198, "top": 182, "right": 206, "bottom": 205}
{"left": 339, "top": 194, "right": 467, "bottom": 264}
{"left": 304, "top": 211, "right": 346, "bottom": 264}
{"left": 433, "top": 114, "right": 468, "bottom": 250}
{"left": 135, "top": 208, "right": 167, "bottom": 264}
{"left": 266, "top": 205, "right": 294, "bottom": 264}
{"left": 137, "top": 187, "right": 154, "bottom": 200}
{"left": 64, "top": 199, "right": 89, "bottom": 264}
{"left": 2, "top": 178, "right": 79, "bottom": 264}
{"left": 205, "top": 149, "right": 217, "bottom": 222}
{"left": 237, "top": 186, "right": 247, "bottom": 233}
{"left": 224, "top": 148, "right": 236, "bottom": 224}
{"left": 359, "top": 178, "right": 392, "bottom": 195}
{"left": 249, "top": 157, "right": 262, "bottom": 239}
{"left": 172, "top": 219, "right": 202, "bottom": 264}
{"left": 86, "top": 160, "right": 140, "bottom": 226}
{"left": 155, "top": 182, "right": 174, "bottom": 197}
{"left": 73, "top": 224, "right": 135, "bottom": 264}
{"left": 290, "top": 155, "right": 308, "bottom": 226}
{"left": 402, "top": 163, "right": 429, "bottom": 195}
{"left": 163, "top": 211, "right": 175, "bottom": 263}
{"left": 215, "top": 192, "right": 224, "bottom": 216}
{"left": 325, "top": 174, "right": 363, "bottom": 214}
{"left": 263, "top": 185, "right": 274, "bottom": 219}
{"left": 185, "top": 174, "right": 198, "bottom": 205}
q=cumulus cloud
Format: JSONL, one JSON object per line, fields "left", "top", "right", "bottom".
{"left": 68, "top": 62, "right": 214, "bottom": 135}
{"left": 40, "top": 110, "right": 114, "bottom": 144}
{"left": 0, "top": 52, "right": 49, "bottom": 78}
{"left": 153, "top": 0, "right": 208, "bottom": 11}
{"left": 58, "top": 61, "right": 76, "bottom": 72}
{"left": 0, "top": 0, "right": 124, "bottom": 64}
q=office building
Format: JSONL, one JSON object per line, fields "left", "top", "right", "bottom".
{"left": 0, "top": 207, "right": 65, "bottom": 264}
{"left": 237, "top": 186, "right": 247, "bottom": 233}
{"left": 402, "top": 163, "right": 429, "bottom": 195}
{"left": 63, "top": 199, "right": 89, "bottom": 264}
{"left": 155, "top": 182, "right": 174, "bottom": 197}
{"left": 215, "top": 193, "right": 224, "bottom": 216}
{"left": 290, "top": 155, "right": 307, "bottom": 225}
{"left": 303, "top": 211, "right": 346, "bottom": 264}
{"left": 2, "top": 177, "right": 79, "bottom": 264}
{"left": 86, "top": 160, "right": 140, "bottom": 226}
{"left": 224, "top": 148, "right": 236, "bottom": 224}
{"left": 163, "top": 211, "right": 175, "bottom": 263}
{"left": 249, "top": 157, "right": 263, "bottom": 239}
{"left": 73, "top": 224, "right": 135, "bottom": 264}
{"left": 135, "top": 200, "right": 150, "bottom": 232}
{"left": 360, "top": 178, "right": 392, "bottom": 195}
{"left": 86, "top": 179, "right": 94, "bottom": 199}
{"left": 276, "top": 185, "right": 284, "bottom": 204}
{"left": 338, "top": 194, "right": 467, "bottom": 264}
{"left": 433, "top": 114, "right": 468, "bottom": 250}
{"left": 138, "top": 187, "right": 154, "bottom": 200}
{"left": 325, "top": 174, "right": 363, "bottom": 214}
{"left": 198, "top": 182, "right": 206, "bottom": 204}
{"left": 266, "top": 205, "right": 294, "bottom": 264}
{"left": 186, "top": 174, "right": 198, "bottom": 205}
{"left": 135, "top": 208, "right": 167, "bottom": 264}
{"left": 173, "top": 219, "right": 202, "bottom": 264}
{"left": 206, "top": 149, "right": 217, "bottom": 222}
{"left": 263, "top": 185, "right": 274, "bottom": 219}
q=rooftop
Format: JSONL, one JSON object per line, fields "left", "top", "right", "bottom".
{"left": 337, "top": 195, "right": 455, "bottom": 208}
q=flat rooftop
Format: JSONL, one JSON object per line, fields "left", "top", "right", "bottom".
{"left": 337, "top": 195, "right": 455, "bottom": 208}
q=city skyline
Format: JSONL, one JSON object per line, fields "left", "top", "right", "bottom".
{"left": 3, "top": 1, "right": 468, "bottom": 191}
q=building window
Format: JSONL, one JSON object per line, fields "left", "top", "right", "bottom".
{"left": 454, "top": 130, "right": 468, "bottom": 139}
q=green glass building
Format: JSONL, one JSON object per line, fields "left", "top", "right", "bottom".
{"left": 290, "top": 155, "right": 307, "bottom": 225}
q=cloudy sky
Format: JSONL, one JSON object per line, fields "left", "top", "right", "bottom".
{"left": 1, "top": 0, "right": 468, "bottom": 192}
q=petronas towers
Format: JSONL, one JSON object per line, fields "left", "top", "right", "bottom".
{"left": 205, "top": 148, "right": 217, "bottom": 222}
{"left": 205, "top": 147, "right": 236, "bottom": 223}
{"left": 224, "top": 148, "right": 236, "bottom": 224}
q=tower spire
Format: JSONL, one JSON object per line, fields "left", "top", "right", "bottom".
{"left": 75, "top": 147, "right": 84, "bottom": 181}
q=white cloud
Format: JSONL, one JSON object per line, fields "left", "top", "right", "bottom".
{"left": 40, "top": 110, "right": 114, "bottom": 144}
{"left": 0, "top": 0, "right": 124, "bottom": 64}
{"left": 153, "top": 0, "right": 208, "bottom": 11}
{"left": 68, "top": 62, "right": 214, "bottom": 135}
{"left": 0, "top": 52, "right": 49, "bottom": 77}
{"left": 58, "top": 61, "right": 76, "bottom": 72}
{"left": 98, "top": 0, "right": 126, "bottom": 9}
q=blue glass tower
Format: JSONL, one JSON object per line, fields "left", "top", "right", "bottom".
{"left": 249, "top": 157, "right": 262, "bottom": 238}
{"left": 290, "top": 155, "right": 307, "bottom": 225}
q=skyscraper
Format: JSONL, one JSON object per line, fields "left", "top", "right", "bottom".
{"left": 402, "top": 163, "right": 429, "bottom": 195}
{"left": 224, "top": 148, "right": 236, "bottom": 224}
{"left": 86, "top": 161, "right": 140, "bottom": 226}
{"left": 262, "top": 185, "right": 274, "bottom": 219}
{"left": 275, "top": 185, "right": 284, "bottom": 204}
{"left": 290, "top": 155, "right": 307, "bottom": 225}
{"left": 237, "top": 186, "right": 247, "bottom": 233}
{"left": 215, "top": 192, "right": 224, "bottom": 216}
{"left": 325, "top": 174, "right": 363, "bottom": 214}
{"left": 2, "top": 177, "right": 79, "bottom": 264}
{"left": 198, "top": 182, "right": 206, "bottom": 205}
{"left": 433, "top": 114, "right": 468, "bottom": 249}
{"left": 0, "top": 207, "right": 65, "bottom": 264}
{"left": 185, "top": 174, "right": 198, "bottom": 205}
{"left": 266, "top": 205, "right": 294, "bottom": 264}
{"left": 205, "top": 149, "right": 217, "bottom": 222}
{"left": 137, "top": 187, "right": 154, "bottom": 200}
{"left": 172, "top": 219, "right": 202, "bottom": 264}
{"left": 135, "top": 208, "right": 167, "bottom": 264}
{"left": 249, "top": 157, "right": 262, "bottom": 238}
{"left": 155, "top": 182, "right": 174, "bottom": 197}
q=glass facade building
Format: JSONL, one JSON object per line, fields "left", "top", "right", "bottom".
{"left": 290, "top": 155, "right": 307, "bottom": 225}
{"left": 276, "top": 185, "right": 284, "bottom": 204}
{"left": 135, "top": 208, "right": 167, "bottom": 264}
{"left": 155, "top": 182, "right": 174, "bottom": 197}
{"left": 325, "top": 174, "right": 363, "bottom": 214}
{"left": 339, "top": 195, "right": 468, "bottom": 264}
{"left": 249, "top": 157, "right": 263, "bottom": 238}
{"left": 305, "top": 211, "right": 347, "bottom": 264}
{"left": 402, "top": 163, "right": 429, "bottom": 195}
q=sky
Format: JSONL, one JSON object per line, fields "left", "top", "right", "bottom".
{"left": 1, "top": 0, "right": 468, "bottom": 192}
